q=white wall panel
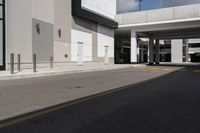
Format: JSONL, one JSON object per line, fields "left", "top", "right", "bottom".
{"left": 71, "top": 29, "right": 92, "bottom": 62}
{"left": 171, "top": 39, "right": 183, "bottom": 63}
{"left": 97, "top": 25, "right": 114, "bottom": 58}
{"left": 7, "top": 0, "right": 32, "bottom": 63}
{"left": 82, "top": 0, "right": 116, "bottom": 19}
{"left": 32, "top": 0, "right": 54, "bottom": 24}
{"left": 54, "top": 41, "right": 69, "bottom": 62}
{"left": 54, "top": 0, "right": 71, "bottom": 42}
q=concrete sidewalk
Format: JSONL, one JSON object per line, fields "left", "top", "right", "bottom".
{"left": 0, "top": 63, "right": 139, "bottom": 80}
{"left": 0, "top": 66, "right": 182, "bottom": 123}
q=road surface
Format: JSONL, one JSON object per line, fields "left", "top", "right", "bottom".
{"left": 1, "top": 66, "right": 200, "bottom": 133}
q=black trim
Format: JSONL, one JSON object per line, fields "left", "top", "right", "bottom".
{"left": 72, "top": 0, "right": 118, "bottom": 29}
{"left": 0, "top": 0, "right": 5, "bottom": 70}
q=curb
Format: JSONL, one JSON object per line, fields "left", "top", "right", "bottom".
{"left": 0, "top": 67, "right": 132, "bottom": 80}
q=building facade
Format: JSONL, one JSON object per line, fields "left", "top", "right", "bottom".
{"left": 1, "top": 0, "right": 200, "bottom": 70}
{"left": 0, "top": 0, "right": 118, "bottom": 70}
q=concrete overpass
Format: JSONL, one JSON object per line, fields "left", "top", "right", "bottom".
{"left": 115, "top": 4, "right": 200, "bottom": 64}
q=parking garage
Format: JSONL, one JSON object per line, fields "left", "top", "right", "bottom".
{"left": 115, "top": 4, "right": 200, "bottom": 65}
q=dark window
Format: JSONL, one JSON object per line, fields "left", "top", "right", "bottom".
{"left": 0, "top": 0, "right": 5, "bottom": 70}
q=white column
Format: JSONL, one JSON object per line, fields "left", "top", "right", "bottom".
{"left": 185, "top": 39, "right": 189, "bottom": 62}
{"left": 171, "top": 39, "right": 183, "bottom": 63}
{"left": 149, "top": 38, "right": 154, "bottom": 65}
{"left": 131, "top": 30, "right": 138, "bottom": 63}
{"left": 155, "top": 39, "right": 160, "bottom": 64}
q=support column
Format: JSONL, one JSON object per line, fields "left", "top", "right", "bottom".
{"left": 131, "top": 30, "right": 138, "bottom": 64}
{"left": 149, "top": 38, "right": 154, "bottom": 65}
{"left": 185, "top": 39, "right": 189, "bottom": 62}
{"left": 141, "top": 49, "right": 144, "bottom": 63}
{"left": 171, "top": 39, "right": 183, "bottom": 63}
{"left": 155, "top": 39, "right": 160, "bottom": 64}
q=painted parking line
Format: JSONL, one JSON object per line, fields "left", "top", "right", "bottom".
{"left": 147, "top": 67, "right": 172, "bottom": 71}
{"left": 162, "top": 68, "right": 173, "bottom": 71}
{"left": 137, "top": 67, "right": 173, "bottom": 72}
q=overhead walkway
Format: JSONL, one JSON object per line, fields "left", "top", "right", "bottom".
{"left": 115, "top": 4, "right": 200, "bottom": 65}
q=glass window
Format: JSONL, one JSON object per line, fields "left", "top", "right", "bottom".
{"left": 117, "top": 0, "right": 200, "bottom": 13}
{"left": 0, "top": 21, "right": 3, "bottom": 66}
{"left": 0, "top": 6, "right": 3, "bottom": 19}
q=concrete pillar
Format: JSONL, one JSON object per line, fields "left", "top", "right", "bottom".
{"left": 188, "top": 54, "right": 191, "bottom": 62}
{"left": 149, "top": 38, "right": 154, "bottom": 65}
{"left": 185, "top": 39, "right": 189, "bottom": 62}
{"left": 155, "top": 39, "right": 160, "bottom": 64}
{"left": 131, "top": 30, "right": 138, "bottom": 63}
{"left": 171, "top": 39, "right": 183, "bottom": 63}
{"left": 141, "top": 49, "right": 144, "bottom": 63}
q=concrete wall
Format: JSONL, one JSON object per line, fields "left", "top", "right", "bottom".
{"left": 72, "top": 16, "right": 114, "bottom": 62}
{"left": 31, "top": 0, "right": 54, "bottom": 62}
{"left": 7, "top": 0, "right": 32, "bottom": 63}
{"left": 32, "top": 19, "right": 53, "bottom": 62}
{"left": 31, "top": 0, "right": 54, "bottom": 24}
{"left": 71, "top": 29, "right": 92, "bottom": 62}
{"left": 54, "top": 0, "right": 71, "bottom": 62}
{"left": 97, "top": 25, "right": 114, "bottom": 58}
{"left": 116, "top": 4, "right": 200, "bottom": 26}
{"left": 7, "top": 0, "right": 54, "bottom": 63}
{"left": 71, "top": 17, "right": 93, "bottom": 62}
{"left": 6, "top": 0, "right": 115, "bottom": 65}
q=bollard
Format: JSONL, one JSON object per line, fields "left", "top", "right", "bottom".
{"left": 17, "top": 54, "right": 21, "bottom": 72}
{"left": 10, "top": 53, "right": 14, "bottom": 74}
{"left": 33, "top": 54, "right": 37, "bottom": 72}
{"left": 50, "top": 56, "right": 54, "bottom": 69}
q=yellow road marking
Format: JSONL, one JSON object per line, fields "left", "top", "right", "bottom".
{"left": 193, "top": 70, "right": 200, "bottom": 73}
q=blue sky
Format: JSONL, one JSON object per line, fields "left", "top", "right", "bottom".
{"left": 117, "top": 0, "right": 200, "bottom": 13}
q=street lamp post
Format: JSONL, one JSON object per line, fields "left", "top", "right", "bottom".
{"left": 139, "top": 0, "right": 143, "bottom": 11}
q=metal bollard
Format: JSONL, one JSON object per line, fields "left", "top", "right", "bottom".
{"left": 10, "top": 53, "right": 14, "bottom": 74}
{"left": 33, "top": 54, "right": 37, "bottom": 72}
{"left": 17, "top": 54, "right": 21, "bottom": 72}
{"left": 50, "top": 56, "right": 54, "bottom": 69}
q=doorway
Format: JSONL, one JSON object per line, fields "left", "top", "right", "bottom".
{"left": 77, "top": 42, "right": 83, "bottom": 65}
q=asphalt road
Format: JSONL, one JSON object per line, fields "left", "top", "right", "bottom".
{"left": 1, "top": 66, "right": 200, "bottom": 133}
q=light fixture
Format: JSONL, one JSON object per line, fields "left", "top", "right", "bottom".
{"left": 58, "top": 29, "right": 62, "bottom": 38}
{"left": 35, "top": 23, "right": 40, "bottom": 35}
